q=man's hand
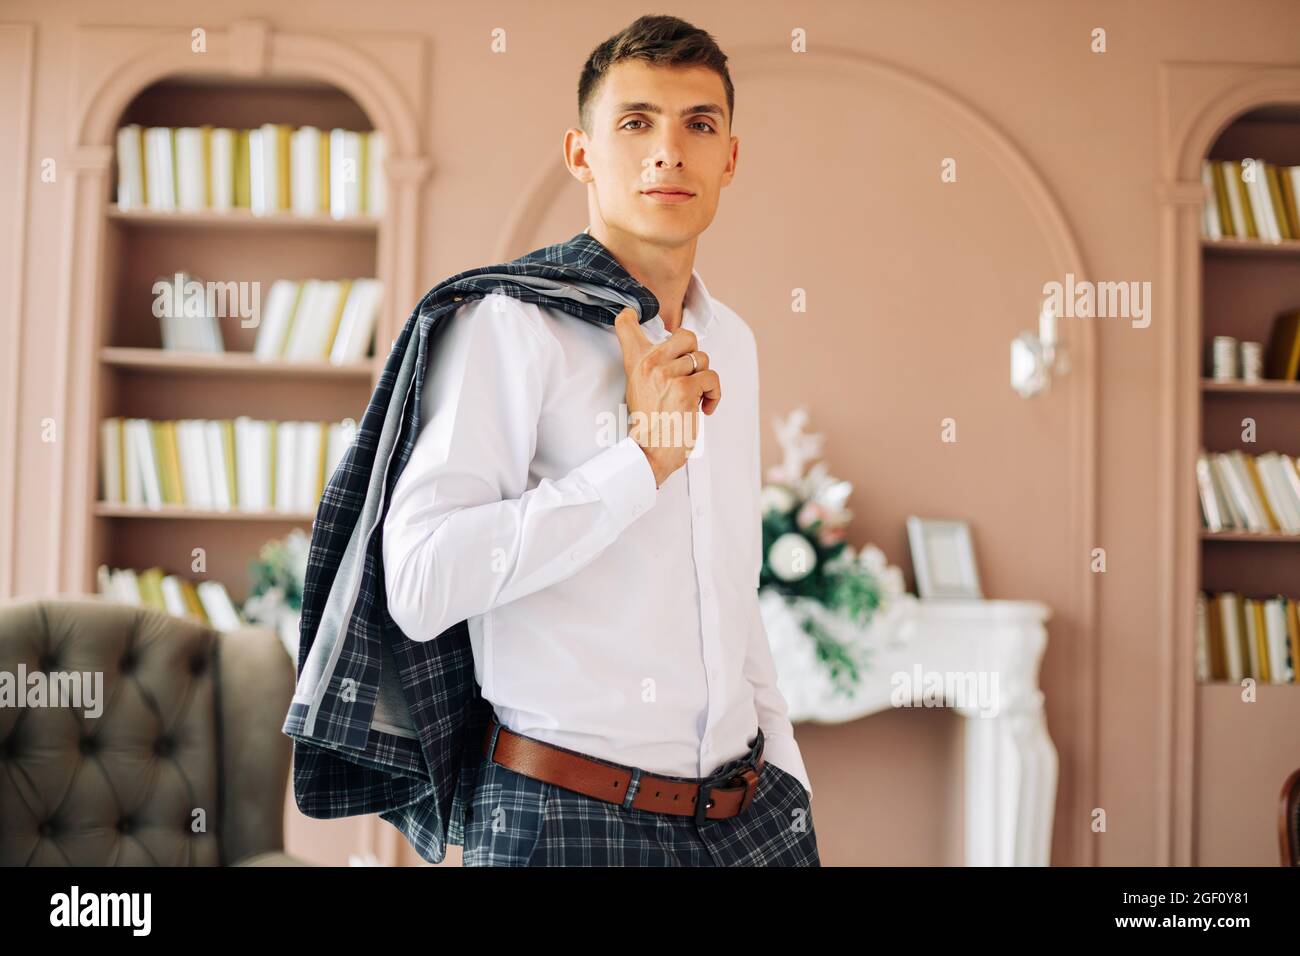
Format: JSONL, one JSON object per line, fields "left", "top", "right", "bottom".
{"left": 613, "top": 306, "right": 721, "bottom": 489}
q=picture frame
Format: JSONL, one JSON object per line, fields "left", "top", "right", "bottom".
{"left": 906, "top": 516, "right": 983, "bottom": 599}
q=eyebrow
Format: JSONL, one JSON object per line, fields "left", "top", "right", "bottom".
{"left": 613, "top": 101, "right": 725, "bottom": 121}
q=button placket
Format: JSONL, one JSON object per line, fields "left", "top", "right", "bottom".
{"left": 689, "top": 435, "right": 721, "bottom": 772}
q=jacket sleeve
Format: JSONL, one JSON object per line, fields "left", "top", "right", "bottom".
{"left": 741, "top": 333, "right": 813, "bottom": 797}
{"left": 382, "top": 293, "right": 659, "bottom": 642}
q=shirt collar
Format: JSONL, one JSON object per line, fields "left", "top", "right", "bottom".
{"left": 581, "top": 226, "right": 716, "bottom": 340}
{"left": 681, "top": 268, "right": 717, "bottom": 340}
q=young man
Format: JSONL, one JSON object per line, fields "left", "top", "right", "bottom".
{"left": 382, "top": 14, "right": 818, "bottom": 866}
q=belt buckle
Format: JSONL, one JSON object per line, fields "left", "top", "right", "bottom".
{"left": 694, "top": 779, "right": 716, "bottom": 826}
{"left": 735, "top": 766, "right": 760, "bottom": 814}
{"left": 695, "top": 763, "right": 760, "bottom": 825}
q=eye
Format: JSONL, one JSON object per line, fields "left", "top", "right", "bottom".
{"left": 690, "top": 121, "right": 716, "bottom": 133}
{"left": 620, "top": 118, "right": 648, "bottom": 130}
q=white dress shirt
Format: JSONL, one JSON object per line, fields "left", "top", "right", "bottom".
{"left": 381, "top": 264, "right": 812, "bottom": 796}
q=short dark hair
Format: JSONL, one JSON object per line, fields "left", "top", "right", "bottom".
{"left": 577, "top": 15, "right": 734, "bottom": 134}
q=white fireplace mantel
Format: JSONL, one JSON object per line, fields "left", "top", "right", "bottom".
{"left": 761, "top": 591, "right": 1057, "bottom": 866}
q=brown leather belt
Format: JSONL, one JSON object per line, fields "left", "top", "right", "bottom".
{"left": 482, "top": 715, "right": 765, "bottom": 825}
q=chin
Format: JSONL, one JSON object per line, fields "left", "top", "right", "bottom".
{"left": 628, "top": 215, "right": 705, "bottom": 246}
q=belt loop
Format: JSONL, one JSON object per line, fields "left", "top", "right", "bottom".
{"left": 621, "top": 768, "right": 641, "bottom": 810}
{"left": 486, "top": 718, "right": 503, "bottom": 764}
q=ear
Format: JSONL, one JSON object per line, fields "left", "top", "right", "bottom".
{"left": 721, "top": 135, "right": 739, "bottom": 188}
{"left": 563, "top": 127, "right": 594, "bottom": 185}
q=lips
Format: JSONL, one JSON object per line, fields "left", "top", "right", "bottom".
{"left": 641, "top": 188, "right": 695, "bottom": 205}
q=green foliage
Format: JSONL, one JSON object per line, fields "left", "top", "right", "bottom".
{"left": 799, "top": 612, "right": 872, "bottom": 699}
{"left": 760, "top": 483, "right": 886, "bottom": 693}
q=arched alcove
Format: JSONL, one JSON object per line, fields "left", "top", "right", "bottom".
{"left": 46, "top": 19, "right": 430, "bottom": 867}
{"left": 1159, "top": 63, "right": 1300, "bottom": 865}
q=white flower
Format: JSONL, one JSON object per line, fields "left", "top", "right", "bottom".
{"left": 768, "top": 532, "right": 817, "bottom": 582}
{"left": 242, "top": 585, "right": 286, "bottom": 626}
{"left": 799, "top": 460, "right": 833, "bottom": 500}
{"left": 284, "top": 528, "right": 311, "bottom": 586}
{"left": 879, "top": 566, "right": 906, "bottom": 596}
{"left": 813, "top": 478, "right": 854, "bottom": 514}
{"left": 858, "top": 544, "right": 888, "bottom": 575}
{"left": 760, "top": 484, "right": 798, "bottom": 516}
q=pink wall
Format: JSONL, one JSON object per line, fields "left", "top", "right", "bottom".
{"left": 5, "top": 0, "right": 1300, "bottom": 866}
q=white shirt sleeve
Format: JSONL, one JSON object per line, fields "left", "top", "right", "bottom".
{"left": 742, "top": 342, "right": 813, "bottom": 797}
{"left": 382, "top": 293, "right": 659, "bottom": 643}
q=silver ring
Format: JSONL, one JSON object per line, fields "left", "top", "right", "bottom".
{"left": 688, "top": 351, "right": 698, "bottom": 373}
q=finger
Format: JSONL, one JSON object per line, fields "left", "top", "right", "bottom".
{"left": 691, "top": 369, "right": 721, "bottom": 415}
{"left": 665, "top": 349, "right": 709, "bottom": 378}
{"left": 612, "top": 307, "right": 651, "bottom": 366}
{"left": 651, "top": 327, "right": 699, "bottom": 364}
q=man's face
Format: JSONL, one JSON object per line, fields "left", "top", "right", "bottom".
{"left": 571, "top": 59, "right": 737, "bottom": 246}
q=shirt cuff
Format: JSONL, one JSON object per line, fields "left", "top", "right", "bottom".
{"left": 575, "top": 434, "right": 659, "bottom": 531}
{"left": 761, "top": 732, "right": 813, "bottom": 797}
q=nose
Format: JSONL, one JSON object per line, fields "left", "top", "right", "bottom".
{"left": 643, "top": 132, "right": 685, "bottom": 176}
{"left": 641, "top": 153, "right": 683, "bottom": 187}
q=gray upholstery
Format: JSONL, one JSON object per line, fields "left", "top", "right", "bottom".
{"left": 0, "top": 596, "right": 310, "bottom": 866}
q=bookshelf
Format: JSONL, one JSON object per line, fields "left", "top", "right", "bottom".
{"left": 92, "top": 75, "right": 390, "bottom": 608}
{"left": 1198, "top": 105, "right": 1300, "bottom": 686}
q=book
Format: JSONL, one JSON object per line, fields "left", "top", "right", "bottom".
{"left": 174, "top": 127, "right": 206, "bottom": 212}
{"left": 209, "top": 127, "right": 235, "bottom": 211}
{"left": 115, "top": 124, "right": 146, "bottom": 210}
{"left": 329, "top": 128, "right": 363, "bottom": 219}
{"left": 143, "top": 126, "right": 177, "bottom": 211}
{"left": 1264, "top": 309, "right": 1300, "bottom": 381}
{"left": 290, "top": 126, "right": 322, "bottom": 215}
{"left": 330, "top": 279, "right": 383, "bottom": 364}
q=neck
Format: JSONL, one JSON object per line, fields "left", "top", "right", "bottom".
{"left": 586, "top": 221, "right": 696, "bottom": 333}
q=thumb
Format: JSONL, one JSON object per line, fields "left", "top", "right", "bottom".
{"left": 612, "top": 306, "right": 650, "bottom": 365}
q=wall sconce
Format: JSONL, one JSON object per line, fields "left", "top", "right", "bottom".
{"left": 1010, "top": 300, "right": 1070, "bottom": 398}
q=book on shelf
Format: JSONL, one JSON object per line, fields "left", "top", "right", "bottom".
{"left": 97, "top": 563, "right": 244, "bottom": 631}
{"left": 155, "top": 270, "right": 224, "bottom": 353}
{"left": 1201, "top": 158, "right": 1300, "bottom": 242}
{"left": 148, "top": 274, "right": 381, "bottom": 363}
{"left": 99, "top": 416, "right": 358, "bottom": 514}
{"left": 1196, "top": 449, "right": 1300, "bottom": 533}
{"left": 1263, "top": 309, "right": 1300, "bottom": 381}
{"left": 1196, "top": 590, "right": 1300, "bottom": 684}
{"left": 115, "top": 123, "right": 385, "bottom": 219}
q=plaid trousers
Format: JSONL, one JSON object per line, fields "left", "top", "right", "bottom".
{"left": 460, "top": 727, "right": 820, "bottom": 867}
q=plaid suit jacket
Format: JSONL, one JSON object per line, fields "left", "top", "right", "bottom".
{"left": 282, "top": 230, "right": 660, "bottom": 864}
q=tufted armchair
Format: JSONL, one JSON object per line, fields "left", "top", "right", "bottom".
{"left": 0, "top": 595, "right": 310, "bottom": 866}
